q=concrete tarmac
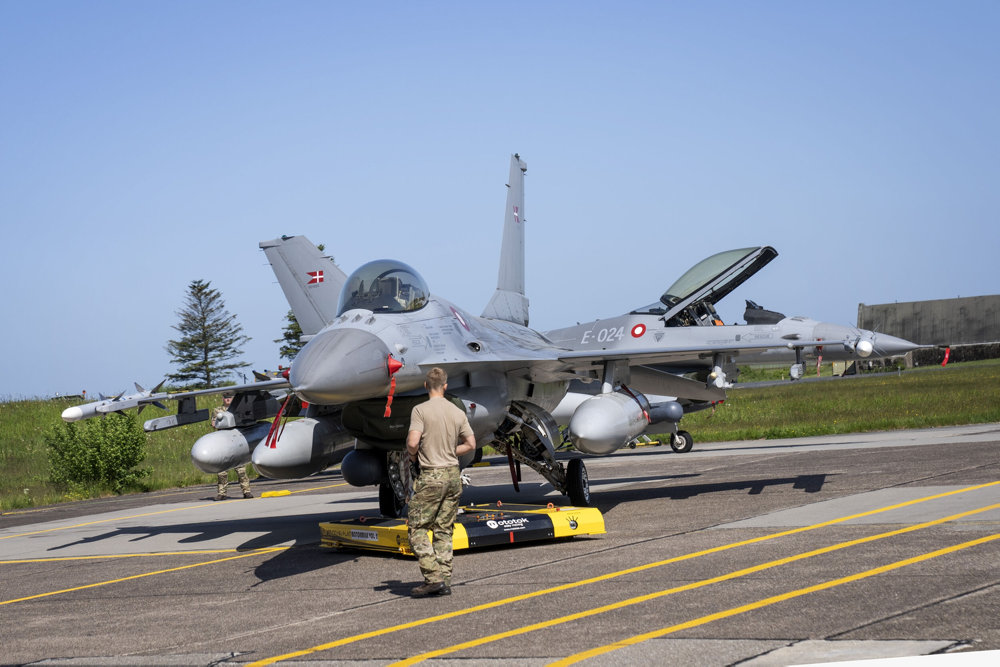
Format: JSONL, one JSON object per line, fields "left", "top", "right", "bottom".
{"left": 2, "top": 423, "right": 999, "bottom": 666}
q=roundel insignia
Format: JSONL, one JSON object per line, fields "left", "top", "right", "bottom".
{"left": 631, "top": 323, "right": 646, "bottom": 338}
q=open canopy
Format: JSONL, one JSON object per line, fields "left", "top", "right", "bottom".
{"left": 634, "top": 246, "right": 778, "bottom": 326}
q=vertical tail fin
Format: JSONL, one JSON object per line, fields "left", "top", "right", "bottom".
{"left": 259, "top": 236, "right": 347, "bottom": 336}
{"left": 481, "top": 153, "right": 529, "bottom": 325}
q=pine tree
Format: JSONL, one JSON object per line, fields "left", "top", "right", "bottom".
{"left": 275, "top": 310, "right": 304, "bottom": 361}
{"left": 166, "top": 279, "right": 251, "bottom": 387}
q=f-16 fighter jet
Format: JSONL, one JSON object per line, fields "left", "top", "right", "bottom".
{"left": 63, "top": 154, "right": 921, "bottom": 516}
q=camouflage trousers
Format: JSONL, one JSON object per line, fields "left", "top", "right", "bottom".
{"left": 407, "top": 465, "right": 462, "bottom": 585}
{"left": 217, "top": 466, "right": 251, "bottom": 496}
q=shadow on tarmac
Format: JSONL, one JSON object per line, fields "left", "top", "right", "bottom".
{"left": 45, "top": 507, "right": 370, "bottom": 553}
{"left": 595, "top": 473, "right": 830, "bottom": 512}
{"left": 252, "top": 543, "right": 364, "bottom": 583}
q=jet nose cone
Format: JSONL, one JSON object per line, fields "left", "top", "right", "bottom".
{"left": 290, "top": 327, "right": 392, "bottom": 404}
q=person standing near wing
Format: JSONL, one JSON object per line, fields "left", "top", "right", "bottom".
{"left": 213, "top": 392, "right": 253, "bottom": 500}
{"left": 405, "top": 367, "right": 476, "bottom": 598}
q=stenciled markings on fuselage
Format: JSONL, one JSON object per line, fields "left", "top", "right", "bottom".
{"left": 581, "top": 326, "right": 626, "bottom": 345}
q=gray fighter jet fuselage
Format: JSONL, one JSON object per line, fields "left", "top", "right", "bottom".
{"left": 62, "top": 154, "right": 921, "bottom": 516}
{"left": 251, "top": 155, "right": 918, "bottom": 514}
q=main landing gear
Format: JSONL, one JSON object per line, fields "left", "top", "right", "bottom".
{"left": 379, "top": 451, "right": 409, "bottom": 518}
{"left": 496, "top": 401, "right": 591, "bottom": 507}
{"left": 565, "top": 458, "right": 590, "bottom": 506}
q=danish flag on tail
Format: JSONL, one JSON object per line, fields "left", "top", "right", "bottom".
{"left": 306, "top": 270, "right": 324, "bottom": 285}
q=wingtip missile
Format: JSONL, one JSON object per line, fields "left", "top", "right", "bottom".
{"left": 61, "top": 405, "right": 88, "bottom": 422}
{"left": 61, "top": 380, "right": 170, "bottom": 422}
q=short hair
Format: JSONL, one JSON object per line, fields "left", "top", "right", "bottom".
{"left": 425, "top": 367, "right": 447, "bottom": 391}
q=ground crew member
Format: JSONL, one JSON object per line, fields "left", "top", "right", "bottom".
{"left": 213, "top": 392, "right": 253, "bottom": 500}
{"left": 216, "top": 466, "right": 252, "bottom": 501}
{"left": 406, "top": 367, "right": 475, "bottom": 597}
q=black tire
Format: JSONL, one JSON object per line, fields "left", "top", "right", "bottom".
{"left": 471, "top": 447, "right": 483, "bottom": 464}
{"left": 379, "top": 481, "right": 404, "bottom": 518}
{"left": 566, "top": 458, "right": 591, "bottom": 506}
{"left": 670, "top": 430, "right": 694, "bottom": 453}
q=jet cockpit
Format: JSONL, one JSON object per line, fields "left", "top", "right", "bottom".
{"left": 337, "top": 259, "right": 430, "bottom": 315}
{"left": 633, "top": 246, "right": 778, "bottom": 327}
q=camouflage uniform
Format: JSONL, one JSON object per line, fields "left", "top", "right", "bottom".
{"left": 408, "top": 466, "right": 462, "bottom": 585}
{"left": 212, "top": 394, "right": 252, "bottom": 500}
{"left": 216, "top": 465, "right": 252, "bottom": 499}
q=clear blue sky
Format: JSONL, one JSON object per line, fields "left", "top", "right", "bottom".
{"left": 2, "top": 1, "right": 997, "bottom": 399}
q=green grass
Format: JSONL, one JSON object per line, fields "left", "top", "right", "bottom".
{"left": 733, "top": 359, "right": 904, "bottom": 383}
{"left": 0, "top": 397, "right": 224, "bottom": 511}
{"left": 672, "top": 359, "right": 1000, "bottom": 442}
{"left": 3, "top": 360, "right": 999, "bottom": 511}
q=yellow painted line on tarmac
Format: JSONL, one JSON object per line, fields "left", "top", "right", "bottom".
{"left": 300, "top": 481, "right": 349, "bottom": 492}
{"left": 394, "top": 501, "right": 1000, "bottom": 665}
{"left": 0, "top": 549, "right": 255, "bottom": 565}
{"left": 2, "top": 507, "right": 64, "bottom": 517}
{"left": 0, "top": 480, "right": 350, "bottom": 541}
{"left": 0, "top": 502, "right": 219, "bottom": 540}
{"left": 554, "top": 533, "right": 1000, "bottom": 665}
{"left": 0, "top": 488, "right": 210, "bottom": 517}
{"left": 246, "top": 480, "right": 1000, "bottom": 666}
{"left": 0, "top": 547, "right": 287, "bottom": 606}
{"left": 265, "top": 481, "right": 349, "bottom": 496}
{"left": 1, "top": 481, "right": 349, "bottom": 539}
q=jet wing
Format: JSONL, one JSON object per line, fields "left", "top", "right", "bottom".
{"left": 61, "top": 378, "right": 290, "bottom": 423}
{"left": 425, "top": 337, "right": 841, "bottom": 387}
{"left": 554, "top": 338, "right": 840, "bottom": 369}
{"left": 140, "top": 378, "right": 290, "bottom": 403}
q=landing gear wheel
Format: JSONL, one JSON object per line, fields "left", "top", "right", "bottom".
{"left": 379, "top": 481, "right": 405, "bottom": 518}
{"left": 566, "top": 458, "right": 591, "bottom": 506}
{"left": 472, "top": 447, "right": 483, "bottom": 464}
{"left": 670, "top": 430, "right": 694, "bottom": 453}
